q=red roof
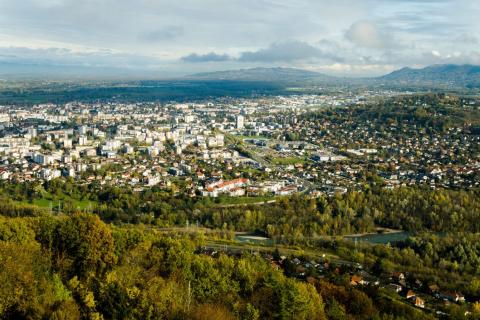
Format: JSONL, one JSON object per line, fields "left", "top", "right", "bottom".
{"left": 206, "top": 178, "right": 248, "bottom": 191}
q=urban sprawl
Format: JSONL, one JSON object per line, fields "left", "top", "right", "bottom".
{"left": 0, "top": 92, "right": 478, "bottom": 201}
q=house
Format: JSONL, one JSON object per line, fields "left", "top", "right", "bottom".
{"left": 455, "top": 292, "right": 465, "bottom": 302}
{"left": 269, "top": 260, "right": 281, "bottom": 270}
{"left": 414, "top": 297, "right": 425, "bottom": 308}
{"left": 406, "top": 290, "right": 416, "bottom": 299}
{"left": 203, "top": 178, "right": 249, "bottom": 197}
{"left": 228, "top": 187, "right": 245, "bottom": 197}
{"left": 392, "top": 272, "right": 406, "bottom": 286}
{"left": 428, "top": 284, "right": 440, "bottom": 294}
{"left": 0, "top": 168, "right": 10, "bottom": 180}
{"left": 350, "top": 275, "right": 366, "bottom": 286}
{"left": 392, "top": 272, "right": 405, "bottom": 281}
{"left": 440, "top": 291, "right": 465, "bottom": 303}
{"left": 276, "top": 184, "right": 298, "bottom": 196}
{"left": 296, "top": 265, "right": 306, "bottom": 276}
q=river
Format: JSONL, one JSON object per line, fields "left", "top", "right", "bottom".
{"left": 345, "top": 231, "right": 412, "bottom": 244}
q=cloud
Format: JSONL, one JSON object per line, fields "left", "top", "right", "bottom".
{"left": 345, "top": 21, "right": 386, "bottom": 49}
{"left": 238, "top": 40, "right": 334, "bottom": 62}
{"left": 181, "top": 40, "right": 344, "bottom": 64}
{"left": 140, "top": 26, "right": 184, "bottom": 42}
{"left": 455, "top": 33, "right": 479, "bottom": 45}
{"left": 181, "top": 52, "right": 232, "bottom": 63}
{"left": 0, "top": 46, "right": 159, "bottom": 69}
{"left": 420, "top": 50, "right": 480, "bottom": 65}
{"left": 30, "top": 0, "right": 64, "bottom": 8}
{"left": 0, "top": 0, "right": 478, "bottom": 77}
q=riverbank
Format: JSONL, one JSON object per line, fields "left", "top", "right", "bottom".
{"left": 344, "top": 229, "right": 411, "bottom": 245}
{"left": 344, "top": 228, "right": 404, "bottom": 238}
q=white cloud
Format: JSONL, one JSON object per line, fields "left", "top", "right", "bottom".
{"left": 345, "top": 21, "right": 386, "bottom": 49}
{"left": 181, "top": 52, "right": 231, "bottom": 63}
{"left": 238, "top": 41, "right": 326, "bottom": 62}
{"left": 420, "top": 50, "right": 480, "bottom": 65}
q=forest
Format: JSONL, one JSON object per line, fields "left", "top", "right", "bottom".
{"left": 0, "top": 212, "right": 450, "bottom": 320}
{"left": 1, "top": 179, "right": 480, "bottom": 318}
{"left": 1, "top": 179, "right": 479, "bottom": 238}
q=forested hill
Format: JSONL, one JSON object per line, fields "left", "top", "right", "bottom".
{"left": 379, "top": 64, "right": 480, "bottom": 88}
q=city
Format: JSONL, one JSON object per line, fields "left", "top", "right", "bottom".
{"left": 0, "top": 92, "right": 477, "bottom": 199}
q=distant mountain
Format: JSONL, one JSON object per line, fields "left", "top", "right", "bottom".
{"left": 379, "top": 64, "right": 480, "bottom": 88}
{"left": 187, "top": 67, "right": 335, "bottom": 82}
{"left": 188, "top": 65, "right": 480, "bottom": 89}
{"left": 3, "top": 61, "right": 480, "bottom": 89}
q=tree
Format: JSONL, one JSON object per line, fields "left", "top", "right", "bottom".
{"left": 189, "top": 304, "right": 236, "bottom": 320}
{"left": 42, "top": 213, "right": 117, "bottom": 278}
{"left": 326, "top": 298, "right": 347, "bottom": 320}
{"left": 0, "top": 243, "right": 59, "bottom": 319}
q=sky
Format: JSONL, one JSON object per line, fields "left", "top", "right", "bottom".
{"left": 0, "top": 0, "right": 479, "bottom": 78}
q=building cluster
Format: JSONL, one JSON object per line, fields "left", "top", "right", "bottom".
{"left": 0, "top": 91, "right": 477, "bottom": 197}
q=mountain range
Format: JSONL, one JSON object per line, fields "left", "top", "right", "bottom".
{"left": 1, "top": 61, "right": 480, "bottom": 88}
{"left": 378, "top": 64, "right": 480, "bottom": 88}
{"left": 189, "top": 64, "right": 480, "bottom": 88}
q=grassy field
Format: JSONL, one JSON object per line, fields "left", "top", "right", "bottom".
{"left": 20, "top": 197, "right": 95, "bottom": 211}
{"left": 214, "top": 195, "right": 275, "bottom": 205}
{"left": 237, "top": 135, "right": 270, "bottom": 140}
{"left": 270, "top": 156, "right": 307, "bottom": 165}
